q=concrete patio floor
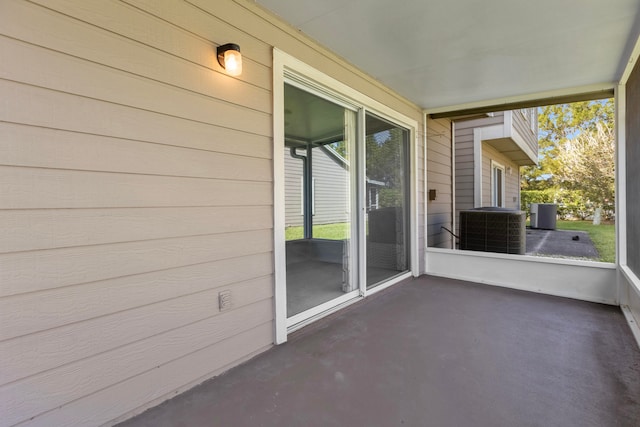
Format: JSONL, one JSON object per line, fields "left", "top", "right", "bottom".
{"left": 117, "top": 276, "right": 640, "bottom": 427}
{"left": 526, "top": 228, "right": 600, "bottom": 259}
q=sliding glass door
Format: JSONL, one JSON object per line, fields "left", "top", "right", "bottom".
{"left": 282, "top": 79, "right": 412, "bottom": 324}
{"left": 365, "top": 113, "right": 411, "bottom": 288}
{"left": 284, "top": 82, "right": 358, "bottom": 318}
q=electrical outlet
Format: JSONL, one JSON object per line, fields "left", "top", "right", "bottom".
{"left": 218, "top": 290, "right": 233, "bottom": 311}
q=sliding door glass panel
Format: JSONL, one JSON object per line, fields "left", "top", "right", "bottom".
{"left": 365, "top": 113, "right": 410, "bottom": 288}
{"left": 284, "top": 83, "right": 357, "bottom": 317}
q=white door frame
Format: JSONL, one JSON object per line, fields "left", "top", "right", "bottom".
{"left": 490, "top": 159, "right": 506, "bottom": 207}
{"left": 273, "top": 49, "right": 419, "bottom": 343}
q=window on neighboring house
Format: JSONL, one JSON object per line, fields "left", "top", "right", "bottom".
{"left": 491, "top": 160, "right": 506, "bottom": 207}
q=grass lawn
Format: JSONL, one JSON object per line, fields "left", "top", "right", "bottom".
{"left": 286, "top": 219, "right": 616, "bottom": 263}
{"left": 285, "top": 222, "right": 350, "bottom": 241}
{"left": 555, "top": 220, "right": 616, "bottom": 263}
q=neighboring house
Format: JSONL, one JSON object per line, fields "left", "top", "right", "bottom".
{"left": 1, "top": 2, "right": 639, "bottom": 427}
{"left": 284, "top": 145, "right": 392, "bottom": 230}
{"left": 284, "top": 145, "right": 349, "bottom": 228}
{"left": 454, "top": 109, "right": 538, "bottom": 226}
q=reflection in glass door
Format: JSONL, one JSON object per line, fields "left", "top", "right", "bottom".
{"left": 284, "top": 83, "right": 357, "bottom": 318}
{"left": 365, "top": 113, "right": 410, "bottom": 287}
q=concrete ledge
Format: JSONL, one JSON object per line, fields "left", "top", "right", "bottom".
{"left": 426, "top": 248, "right": 617, "bottom": 305}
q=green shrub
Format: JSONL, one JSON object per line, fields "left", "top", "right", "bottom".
{"left": 520, "top": 189, "right": 555, "bottom": 215}
{"left": 521, "top": 189, "right": 591, "bottom": 220}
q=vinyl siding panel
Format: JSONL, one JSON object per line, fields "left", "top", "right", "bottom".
{"left": 0, "top": 32, "right": 270, "bottom": 116}
{"left": 0, "top": 206, "right": 272, "bottom": 254}
{"left": 1, "top": 229, "right": 272, "bottom": 298}
{"left": 0, "top": 253, "right": 273, "bottom": 340}
{"left": 0, "top": 42, "right": 270, "bottom": 135}
{"left": 122, "top": 0, "right": 274, "bottom": 68}
{"left": 1, "top": 300, "right": 273, "bottom": 427}
{"left": 1, "top": 167, "right": 272, "bottom": 210}
{"left": 25, "top": 324, "right": 274, "bottom": 427}
{"left": 284, "top": 153, "right": 304, "bottom": 227}
{"left": 284, "top": 149, "right": 349, "bottom": 228}
{"left": 427, "top": 118, "right": 453, "bottom": 249}
{"left": 0, "top": 1, "right": 425, "bottom": 426}
{"left": 455, "top": 124, "right": 476, "bottom": 216}
{"left": 0, "top": 1, "right": 271, "bottom": 426}
{"left": 313, "top": 151, "right": 349, "bottom": 225}
{"left": 512, "top": 108, "right": 538, "bottom": 155}
{"left": 0, "top": 123, "right": 271, "bottom": 179}
{"left": 0, "top": 81, "right": 272, "bottom": 159}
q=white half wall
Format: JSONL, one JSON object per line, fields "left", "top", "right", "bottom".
{"left": 426, "top": 248, "right": 618, "bottom": 305}
{"left": 620, "top": 266, "right": 640, "bottom": 348}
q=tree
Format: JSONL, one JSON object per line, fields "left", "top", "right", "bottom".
{"left": 329, "top": 128, "right": 407, "bottom": 208}
{"left": 555, "top": 122, "right": 615, "bottom": 219}
{"left": 521, "top": 98, "right": 614, "bottom": 191}
{"left": 538, "top": 99, "right": 614, "bottom": 143}
{"left": 520, "top": 98, "right": 615, "bottom": 220}
{"left": 366, "top": 128, "right": 406, "bottom": 208}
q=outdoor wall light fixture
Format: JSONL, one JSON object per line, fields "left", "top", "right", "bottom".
{"left": 217, "top": 43, "right": 242, "bottom": 76}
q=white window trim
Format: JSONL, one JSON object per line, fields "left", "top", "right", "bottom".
{"left": 273, "top": 48, "right": 419, "bottom": 344}
{"left": 491, "top": 160, "right": 506, "bottom": 208}
{"left": 472, "top": 124, "right": 504, "bottom": 208}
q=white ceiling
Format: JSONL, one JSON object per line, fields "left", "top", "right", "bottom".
{"left": 256, "top": 0, "right": 640, "bottom": 110}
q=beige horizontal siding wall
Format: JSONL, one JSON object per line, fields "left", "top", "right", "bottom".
{"left": 454, "top": 122, "right": 475, "bottom": 227}
{"left": 426, "top": 117, "right": 453, "bottom": 249}
{"left": 0, "top": 0, "right": 424, "bottom": 426}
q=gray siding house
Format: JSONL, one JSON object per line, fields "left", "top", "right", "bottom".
{"left": 284, "top": 146, "right": 349, "bottom": 228}
{"left": 454, "top": 110, "right": 538, "bottom": 225}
